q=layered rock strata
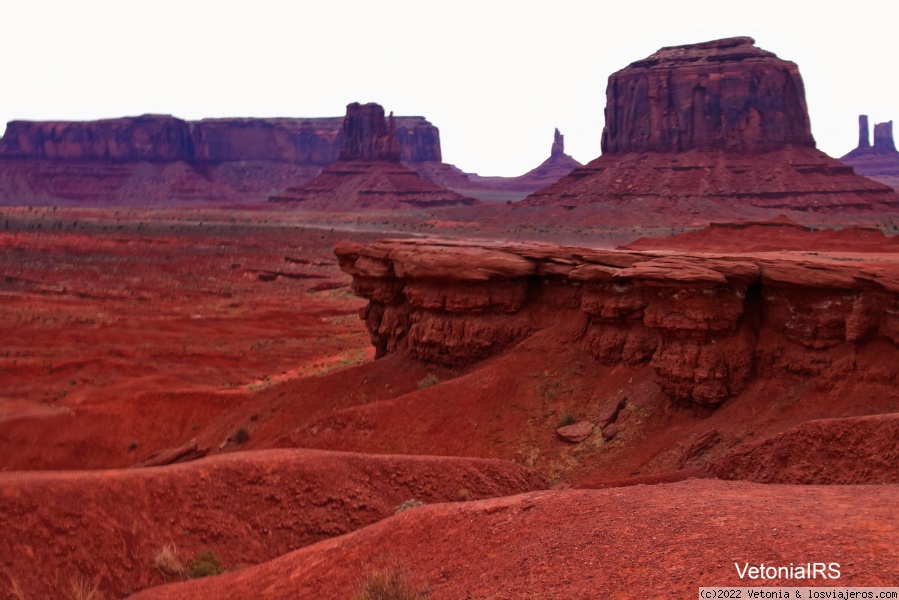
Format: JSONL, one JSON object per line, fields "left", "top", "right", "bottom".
{"left": 337, "top": 237, "right": 899, "bottom": 407}
{"left": 524, "top": 37, "right": 899, "bottom": 217}
{"left": 271, "top": 103, "right": 475, "bottom": 209}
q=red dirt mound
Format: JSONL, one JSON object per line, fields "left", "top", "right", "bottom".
{"left": 712, "top": 413, "right": 899, "bottom": 484}
{"left": 0, "top": 449, "right": 543, "bottom": 599}
{"left": 622, "top": 217, "right": 899, "bottom": 252}
{"left": 126, "top": 480, "right": 899, "bottom": 599}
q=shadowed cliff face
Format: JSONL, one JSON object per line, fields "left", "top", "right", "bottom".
{"left": 601, "top": 37, "right": 815, "bottom": 154}
{"left": 337, "top": 237, "right": 899, "bottom": 407}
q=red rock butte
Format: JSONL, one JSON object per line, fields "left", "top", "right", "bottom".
{"left": 270, "top": 102, "right": 476, "bottom": 209}
{"left": 523, "top": 37, "right": 899, "bottom": 220}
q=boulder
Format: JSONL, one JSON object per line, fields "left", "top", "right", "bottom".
{"left": 556, "top": 421, "right": 595, "bottom": 443}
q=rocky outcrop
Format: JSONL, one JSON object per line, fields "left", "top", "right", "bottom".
{"left": 523, "top": 38, "right": 899, "bottom": 220}
{"left": 271, "top": 103, "right": 475, "bottom": 209}
{"left": 337, "top": 237, "right": 899, "bottom": 407}
{"left": 840, "top": 115, "right": 899, "bottom": 189}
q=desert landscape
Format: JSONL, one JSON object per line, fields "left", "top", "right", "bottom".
{"left": 2, "top": 33, "right": 898, "bottom": 600}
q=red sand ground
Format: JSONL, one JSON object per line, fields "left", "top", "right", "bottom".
{"left": 2, "top": 207, "right": 898, "bottom": 599}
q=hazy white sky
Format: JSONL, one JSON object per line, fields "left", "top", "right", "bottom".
{"left": 2, "top": 0, "right": 897, "bottom": 176}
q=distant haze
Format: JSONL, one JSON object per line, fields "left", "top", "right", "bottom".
{"left": 3, "top": 0, "right": 896, "bottom": 176}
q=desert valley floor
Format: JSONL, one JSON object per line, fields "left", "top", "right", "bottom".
{"left": 0, "top": 205, "right": 897, "bottom": 599}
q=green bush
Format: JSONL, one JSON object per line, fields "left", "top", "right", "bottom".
{"left": 417, "top": 374, "right": 439, "bottom": 389}
{"left": 187, "top": 548, "right": 223, "bottom": 578}
{"left": 557, "top": 410, "right": 577, "bottom": 428}
{"left": 395, "top": 498, "right": 425, "bottom": 514}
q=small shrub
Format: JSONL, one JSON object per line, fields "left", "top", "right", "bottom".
{"left": 187, "top": 548, "right": 223, "bottom": 578}
{"left": 417, "top": 374, "right": 439, "bottom": 389}
{"left": 154, "top": 544, "right": 185, "bottom": 578}
{"left": 234, "top": 427, "right": 250, "bottom": 445}
{"left": 557, "top": 410, "right": 576, "bottom": 428}
{"left": 458, "top": 487, "right": 471, "bottom": 501}
{"left": 9, "top": 579, "right": 26, "bottom": 600}
{"left": 67, "top": 575, "right": 101, "bottom": 600}
{"left": 351, "top": 568, "right": 428, "bottom": 600}
{"left": 395, "top": 498, "right": 425, "bottom": 514}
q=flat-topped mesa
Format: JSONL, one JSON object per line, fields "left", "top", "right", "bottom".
{"left": 601, "top": 37, "right": 815, "bottom": 154}
{"left": 338, "top": 103, "right": 401, "bottom": 162}
{"left": 0, "top": 115, "right": 196, "bottom": 162}
{"left": 337, "top": 237, "right": 899, "bottom": 408}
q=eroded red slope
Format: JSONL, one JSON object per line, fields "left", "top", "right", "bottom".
{"left": 0, "top": 449, "right": 543, "bottom": 599}
{"left": 126, "top": 480, "right": 899, "bottom": 599}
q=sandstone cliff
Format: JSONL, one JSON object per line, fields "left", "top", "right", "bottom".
{"left": 522, "top": 37, "right": 899, "bottom": 221}
{"left": 337, "top": 237, "right": 899, "bottom": 407}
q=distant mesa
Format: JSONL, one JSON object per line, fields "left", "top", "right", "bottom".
{"left": 269, "top": 102, "right": 476, "bottom": 209}
{"left": 0, "top": 111, "right": 447, "bottom": 205}
{"left": 0, "top": 107, "right": 578, "bottom": 205}
{"left": 840, "top": 115, "right": 899, "bottom": 189}
{"left": 522, "top": 36, "right": 899, "bottom": 223}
